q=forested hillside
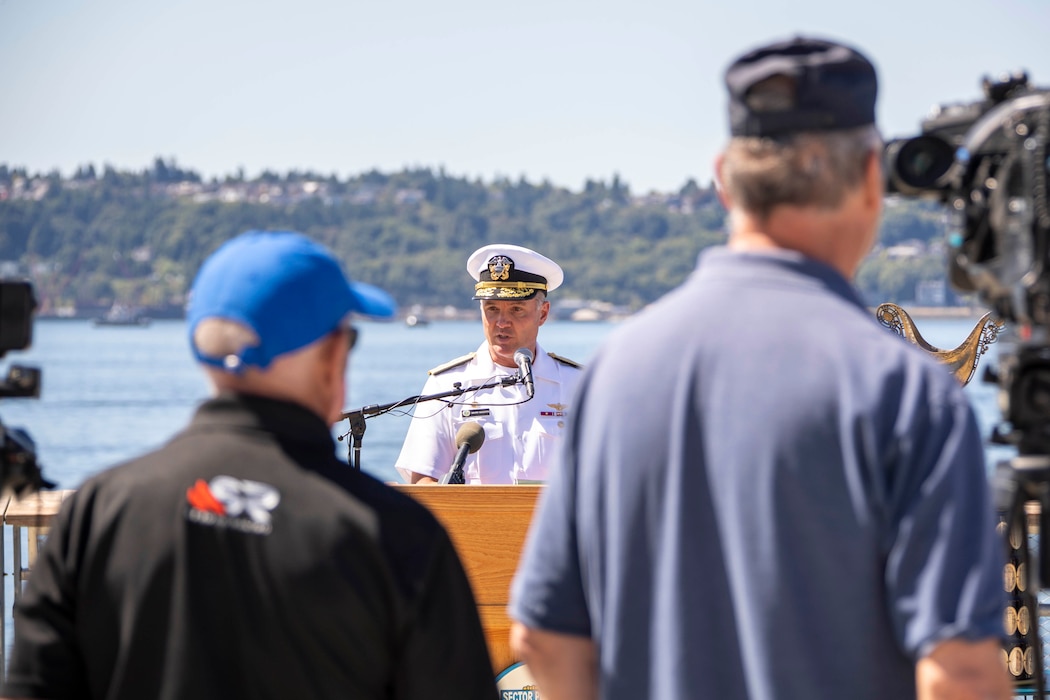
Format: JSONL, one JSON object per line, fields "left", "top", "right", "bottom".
{"left": 0, "top": 161, "right": 961, "bottom": 317}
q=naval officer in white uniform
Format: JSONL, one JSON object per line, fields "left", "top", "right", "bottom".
{"left": 395, "top": 244, "right": 583, "bottom": 484}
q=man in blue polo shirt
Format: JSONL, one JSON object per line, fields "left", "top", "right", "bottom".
{"left": 509, "top": 37, "right": 1010, "bottom": 699}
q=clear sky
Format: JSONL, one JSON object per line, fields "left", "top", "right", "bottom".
{"left": 2, "top": 0, "right": 1048, "bottom": 194}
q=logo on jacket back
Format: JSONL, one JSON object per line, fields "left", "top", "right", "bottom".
{"left": 186, "top": 476, "right": 280, "bottom": 535}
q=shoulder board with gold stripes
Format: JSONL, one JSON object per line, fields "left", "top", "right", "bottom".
{"left": 547, "top": 352, "right": 583, "bottom": 369}
{"left": 428, "top": 352, "right": 476, "bottom": 375}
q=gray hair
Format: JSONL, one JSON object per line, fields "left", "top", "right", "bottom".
{"left": 192, "top": 318, "right": 259, "bottom": 371}
{"left": 719, "top": 124, "right": 883, "bottom": 220}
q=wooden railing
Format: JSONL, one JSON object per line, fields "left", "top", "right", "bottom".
{"left": 3, "top": 489, "right": 76, "bottom": 599}
{"left": 0, "top": 489, "right": 76, "bottom": 674}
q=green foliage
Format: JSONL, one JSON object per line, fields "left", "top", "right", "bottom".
{"left": 0, "top": 162, "right": 952, "bottom": 315}
{"left": 856, "top": 250, "right": 948, "bottom": 305}
{"left": 879, "top": 198, "right": 946, "bottom": 247}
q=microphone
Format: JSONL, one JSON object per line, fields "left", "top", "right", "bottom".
{"left": 514, "top": 347, "right": 535, "bottom": 399}
{"left": 445, "top": 421, "right": 486, "bottom": 485}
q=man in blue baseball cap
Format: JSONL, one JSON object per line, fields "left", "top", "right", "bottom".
{"left": 185, "top": 230, "right": 398, "bottom": 423}
{"left": 4, "top": 230, "right": 498, "bottom": 700}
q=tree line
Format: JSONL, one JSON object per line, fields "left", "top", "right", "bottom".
{"left": 0, "top": 160, "right": 962, "bottom": 317}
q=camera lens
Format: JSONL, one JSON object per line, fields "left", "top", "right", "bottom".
{"left": 885, "top": 135, "right": 957, "bottom": 195}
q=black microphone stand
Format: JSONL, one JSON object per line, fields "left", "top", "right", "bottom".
{"left": 339, "top": 374, "right": 521, "bottom": 471}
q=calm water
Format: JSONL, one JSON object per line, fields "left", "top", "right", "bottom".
{"left": 0, "top": 314, "right": 1016, "bottom": 490}
{"left": 0, "top": 318, "right": 622, "bottom": 489}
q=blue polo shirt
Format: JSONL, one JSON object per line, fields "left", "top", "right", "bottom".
{"left": 510, "top": 247, "right": 1005, "bottom": 699}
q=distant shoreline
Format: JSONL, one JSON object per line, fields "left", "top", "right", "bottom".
{"left": 36, "top": 305, "right": 992, "bottom": 323}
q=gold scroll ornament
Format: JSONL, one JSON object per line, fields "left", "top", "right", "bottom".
{"left": 875, "top": 303, "right": 1004, "bottom": 386}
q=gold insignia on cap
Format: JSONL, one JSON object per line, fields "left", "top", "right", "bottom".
{"left": 470, "top": 247, "right": 553, "bottom": 301}
{"left": 473, "top": 281, "right": 547, "bottom": 299}
{"left": 488, "top": 255, "right": 513, "bottom": 281}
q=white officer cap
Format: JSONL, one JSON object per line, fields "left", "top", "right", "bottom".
{"left": 467, "top": 244, "right": 564, "bottom": 301}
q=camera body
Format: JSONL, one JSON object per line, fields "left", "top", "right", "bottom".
{"left": 885, "top": 72, "right": 1050, "bottom": 329}
{"left": 0, "top": 280, "right": 50, "bottom": 494}
{"left": 887, "top": 73, "right": 1050, "bottom": 455}
{"left": 0, "top": 280, "right": 41, "bottom": 398}
{"left": 0, "top": 280, "right": 36, "bottom": 358}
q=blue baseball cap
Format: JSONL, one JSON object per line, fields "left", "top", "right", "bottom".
{"left": 187, "top": 230, "right": 396, "bottom": 371}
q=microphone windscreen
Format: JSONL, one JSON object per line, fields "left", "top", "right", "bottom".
{"left": 455, "top": 421, "right": 486, "bottom": 454}
{"left": 514, "top": 347, "right": 534, "bottom": 364}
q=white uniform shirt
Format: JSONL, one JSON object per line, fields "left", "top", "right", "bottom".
{"left": 395, "top": 341, "right": 582, "bottom": 484}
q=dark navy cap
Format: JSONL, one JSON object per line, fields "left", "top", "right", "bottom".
{"left": 725, "top": 36, "right": 878, "bottom": 137}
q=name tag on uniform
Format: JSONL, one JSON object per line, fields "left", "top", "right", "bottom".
{"left": 461, "top": 408, "right": 491, "bottom": 418}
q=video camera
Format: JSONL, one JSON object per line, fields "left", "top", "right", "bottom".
{"left": 886, "top": 72, "right": 1050, "bottom": 689}
{"left": 886, "top": 72, "right": 1050, "bottom": 448}
{"left": 0, "top": 280, "right": 51, "bottom": 495}
{"left": 885, "top": 72, "right": 1050, "bottom": 328}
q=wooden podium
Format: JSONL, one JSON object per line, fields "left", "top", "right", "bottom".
{"left": 392, "top": 484, "right": 542, "bottom": 673}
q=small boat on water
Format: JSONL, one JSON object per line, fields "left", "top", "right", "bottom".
{"left": 93, "top": 305, "right": 151, "bottom": 327}
{"left": 405, "top": 314, "right": 429, "bottom": 328}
